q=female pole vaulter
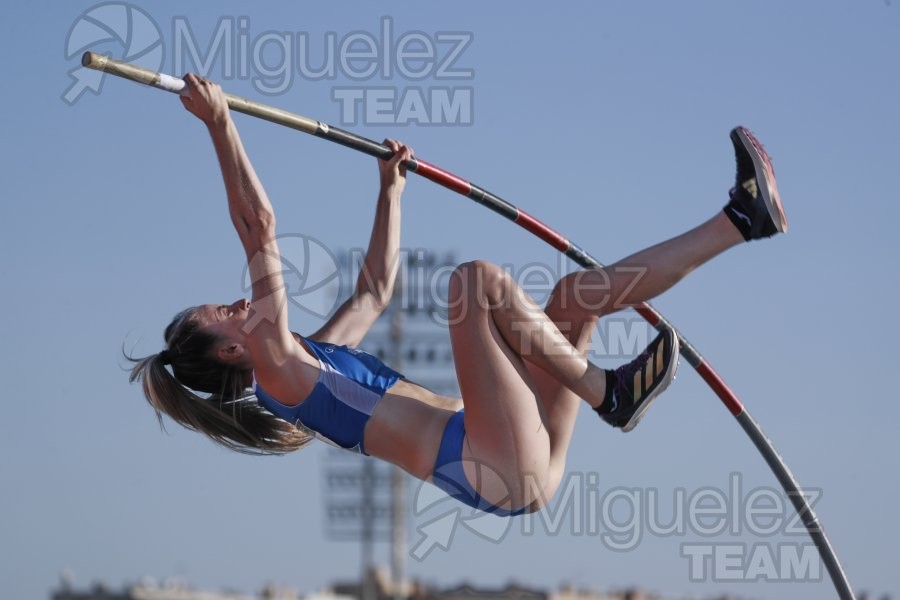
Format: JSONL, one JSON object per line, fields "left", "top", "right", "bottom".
{"left": 129, "top": 74, "right": 785, "bottom": 516}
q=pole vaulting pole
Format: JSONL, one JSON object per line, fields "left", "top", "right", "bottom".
{"left": 81, "top": 52, "right": 856, "bottom": 599}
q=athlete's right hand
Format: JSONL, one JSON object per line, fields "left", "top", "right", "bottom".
{"left": 378, "top": 138, "right": 413, "bottom": 196}
{"left": 180, "top": 73, "right": 230, "bottom": 128}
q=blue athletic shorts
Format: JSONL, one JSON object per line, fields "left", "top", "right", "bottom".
{"left": 431, "top": 411, "right": 529, "bottom": 517}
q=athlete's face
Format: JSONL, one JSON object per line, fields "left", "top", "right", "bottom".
{"left": 196, "top": 299, "right": 252, "bottom": 364}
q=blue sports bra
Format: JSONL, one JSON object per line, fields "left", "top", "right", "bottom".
{"left": 253, "top": 336, "right": 403, "bottom": 455}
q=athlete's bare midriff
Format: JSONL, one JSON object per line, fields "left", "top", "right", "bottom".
{"left": 289, "top": 333, "right": 461, "bottom": 478}
{"left": 363, "top": 379, "right": 463, "bottom": 480}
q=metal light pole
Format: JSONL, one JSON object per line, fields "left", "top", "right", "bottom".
{"left": 321, "top": 249, "right": 457, "bottom": 600}
{"left": 389, "top": 293, "right": 406, "bottom": 600}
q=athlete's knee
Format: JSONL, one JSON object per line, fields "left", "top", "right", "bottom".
{"left": 550, "top": 269, "right": 612, "bottom": 318}
{"left": 451, "top": 260, "right": 508, "bottom": 302}
{"left": 544, "top": 272, "right": 604, "bottom": 325}
{"left": 453, "top": 259, "right": 505, "bottom": 283}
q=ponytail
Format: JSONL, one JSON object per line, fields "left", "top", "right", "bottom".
{"left": 127, "top": 307, "right": 311, "bottom": 455}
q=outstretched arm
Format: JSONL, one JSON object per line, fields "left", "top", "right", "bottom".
{"left": 180, "top": 74, "right": 298, "bottom": 370}
{"left": 311, "top": 139, "right": 412, "bottom": 347}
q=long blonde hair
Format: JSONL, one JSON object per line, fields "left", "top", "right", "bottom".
{"left": 128, "top": 307, "right": 311, "bottom": 455}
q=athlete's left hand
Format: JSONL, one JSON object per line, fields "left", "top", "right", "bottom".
{"left": 378, "top": 138, "right": 413, "bottom": 196}
{"left": 180, "top": 73, "right": 230, "bottom": 128}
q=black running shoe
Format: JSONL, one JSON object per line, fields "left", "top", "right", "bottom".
{"left": 723, "top": 126, "right": 788, "bottom": 241}
{"left": 598, "top": 328, "right": 680, "bottom": 432}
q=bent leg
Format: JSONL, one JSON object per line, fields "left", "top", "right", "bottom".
{"left": 521, "top": 289, "right": 596, "bottom": 508}
{"left": 448, "top": 248, "right": 692, "bottom": 509}
{"left": 447, "top": 260, "right": 611, "bottom": 509}
{"left": 528, "top": 285, "right": 597, "bottom": 455}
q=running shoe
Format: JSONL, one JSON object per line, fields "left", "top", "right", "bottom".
{"left": 723, "top": 126, "right": 788, "bottom": 241}
{"left": 598, "top": 328, "right": 680, "bottom": 432}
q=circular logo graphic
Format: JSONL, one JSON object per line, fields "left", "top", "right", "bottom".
{"left": 63, "top": 2, "right": 164, "bottom": 104}
{"left": 241, "top": 232, "right": 343, "bottom": 321}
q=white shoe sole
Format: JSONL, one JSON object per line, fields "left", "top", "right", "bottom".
{"left": 734, "top": 126, "right": 788, "bottom": 235}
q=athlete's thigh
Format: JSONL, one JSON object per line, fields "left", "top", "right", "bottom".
{"left": 448, "top": 266, "right": 551, "bottom": 506}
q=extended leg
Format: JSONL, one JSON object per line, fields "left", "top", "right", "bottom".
{"left": 525, "top": 125, "right": 789, "bottom": 504}
{"left": 551, "top": 124, "right": 788, "bottom": 322}
{"left": 553, "top": 212, "right": 743, "bottom": 320}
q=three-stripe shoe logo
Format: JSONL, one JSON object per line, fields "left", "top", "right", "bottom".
{"left": 741, "top": 177, "right": 759, "bottom": 199}
{"left": 632, "top": 342, "right": 668, "bottom": 402}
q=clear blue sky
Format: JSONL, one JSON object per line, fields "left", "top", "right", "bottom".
{"left": 2, "top": 1, "right": 897, "bottom": 599}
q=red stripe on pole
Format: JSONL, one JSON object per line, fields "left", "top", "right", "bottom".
{"left": 412, "top": 160, "right": 472, "bottom": 196}
{"left": 634, "top": 305, "right": 663, "bottom": 328}
{"left": 695, "top": 362, "right": 745, "bottom": 416}
{"left": 515, "top": 210, "right": 570, "bottom": 252}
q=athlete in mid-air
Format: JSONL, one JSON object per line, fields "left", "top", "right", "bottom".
{"left": 129, "top": 74, "right": 786, "bottom": 516}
